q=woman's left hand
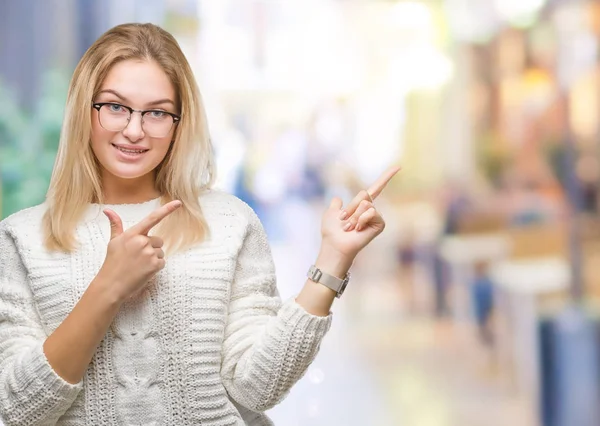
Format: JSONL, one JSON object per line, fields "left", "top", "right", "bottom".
{"left": 320, "top": 166, "right": 400, "bottom": 260}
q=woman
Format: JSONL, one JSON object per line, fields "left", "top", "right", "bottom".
{"left": 0, "top": 23, "right": 398, "bottom": 425}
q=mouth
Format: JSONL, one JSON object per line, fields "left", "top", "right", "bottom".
{"left": 111, "top": 144, "right": 150, "bottom": 156}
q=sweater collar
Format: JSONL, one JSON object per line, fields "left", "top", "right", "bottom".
{"left": 83, "top": 197, "right": 162, "bottom": 223}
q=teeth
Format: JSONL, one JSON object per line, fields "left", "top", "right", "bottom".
{"left": 116, "top": 146, "right": 146, "bottom": 154}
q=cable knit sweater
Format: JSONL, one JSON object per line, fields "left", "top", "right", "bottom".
{"left": 0, "top": 190, "right": 332, "bottom": 426}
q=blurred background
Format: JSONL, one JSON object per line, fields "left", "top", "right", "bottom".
{"left": 3, "top": 0, "right": 600, "bottom": 425}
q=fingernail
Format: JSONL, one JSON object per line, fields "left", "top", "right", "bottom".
{"left": 343, "top": 222, "right": 352, "bottom": 231}
{"left": 356, "top": 224, "right": 361, "bottom": 232}
{"left": 339, "top": 210, "right": 347, "bottom": 220}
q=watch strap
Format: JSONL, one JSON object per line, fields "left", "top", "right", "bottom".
{"left": 307, "top": 265, "right": 350, "bottom": 298}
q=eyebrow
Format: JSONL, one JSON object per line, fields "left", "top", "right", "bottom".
{"left": 97, "top": 89, "right": 176, "bottom": 107}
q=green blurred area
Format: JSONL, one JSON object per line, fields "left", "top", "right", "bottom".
{"left": 0, "top": 70, "right": 69, "bottom": 218}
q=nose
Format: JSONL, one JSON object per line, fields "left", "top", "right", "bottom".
{"left": 122, "top": 111, "right": 145, "bottom": 142}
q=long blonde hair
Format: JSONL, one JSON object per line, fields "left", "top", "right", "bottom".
{"left": 43, "top": 23, "right": 215, "bottom": 253}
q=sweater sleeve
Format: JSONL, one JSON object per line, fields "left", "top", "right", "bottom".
{"left": 0, "top": 222, "right": 82, "bottom": 426}
{"left": 220, "top": 202, "right": 332, "bottom": 412}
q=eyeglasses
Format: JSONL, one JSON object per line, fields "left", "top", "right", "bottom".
{"left": 92, "top": 102, "right": 181, "bottom": 138}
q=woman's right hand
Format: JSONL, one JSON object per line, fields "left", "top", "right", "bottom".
{"left": 98, "top": 200, "right": 182, "bottom": 302}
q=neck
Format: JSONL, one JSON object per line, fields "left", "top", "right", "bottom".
{"left": 101, "top": 172, "right": 161, "bottom": 205}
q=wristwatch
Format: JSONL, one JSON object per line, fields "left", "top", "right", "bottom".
{"left": 307, "top": 265, "right": 350, "bottom": 298}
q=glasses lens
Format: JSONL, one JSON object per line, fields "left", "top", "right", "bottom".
{"left": 98, "top": 104, "right": 176, "bottom": 137}
{"left": 142, "top": 111, "right": 174, "bottom": 138}
{"left": 98, "top": 104, "right": 130, "bottom": 132}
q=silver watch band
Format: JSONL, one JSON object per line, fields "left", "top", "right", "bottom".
{"left": 307, "top": 265, "right": 350, "bottom": 298}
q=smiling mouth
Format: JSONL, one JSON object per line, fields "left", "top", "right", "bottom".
{"left": 111, "top": 144, "right": 149, "bottom": 154}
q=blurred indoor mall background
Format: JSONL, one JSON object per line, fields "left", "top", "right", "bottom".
{"left": 2, "top": 1, "right": 600, "bottom": 425}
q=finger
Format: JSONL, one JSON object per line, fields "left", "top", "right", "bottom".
{"left": 340, "top": 190, "right": 371, "bottom": 220}
{"left": 155, "top": 248, "right": 165, "bottom": 259}
{"left": 103, "top": 209, "right": 124, "bottom": 240}
{"left": 355, "top": 207, "right": 379, "bottom": 232}
{"left": 344, "top": 200, "right": 374, "bottom": 231}
{"left": 150, "top": 236, "right": 164, "bottom": 249}
{"left": 330, "top": 197, "right": 343, "bottom": 211}
{"left": 130, "top": 200, "right": 182, "bottom": 236}
{"left": 366, "top": 165, "right": 401, "bottom": 200}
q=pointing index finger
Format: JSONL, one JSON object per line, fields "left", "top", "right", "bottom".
{"left": 367, "top": 165, "right": 401, "bottom": 200}
{"left": 130, "top": 200, "right": 182, "bottom": 235}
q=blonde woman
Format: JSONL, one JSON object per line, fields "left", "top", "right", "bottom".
{"left": 0, "top": 23, "right": 398, "bottom": 426}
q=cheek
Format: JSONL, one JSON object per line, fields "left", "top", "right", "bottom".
{"left": 156, "top": 126, "right": 175, "bottom": 156}
{"left": 90, "top": 116, "right": 111, "bottom": 148}
{"left": 153, "top": 138, "right": 173, "bottom": 162}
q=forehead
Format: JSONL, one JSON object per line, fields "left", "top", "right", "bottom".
{"left": 100, "top": 59, "right": 175, "bottom": 104}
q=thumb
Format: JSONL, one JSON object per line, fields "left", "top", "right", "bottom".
{"left": 329, "top": 197, "right": 343, "bottom": 211}
{"left": 103, "top": 209, "right": 123, "bottom": 240}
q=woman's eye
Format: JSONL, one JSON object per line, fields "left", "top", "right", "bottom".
{"left": 149, "top": 111, "right": 166, "bottom": 118}
{"left": 109, "top": 104, "right": 124, "bottom": 112}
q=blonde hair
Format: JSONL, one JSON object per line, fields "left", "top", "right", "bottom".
{"left": 43, "top": 23, "right": 215, "bottom": 253}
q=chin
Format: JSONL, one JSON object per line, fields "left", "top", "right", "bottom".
{"left": 104, "top": 163, "right": 157, "bottom": 180}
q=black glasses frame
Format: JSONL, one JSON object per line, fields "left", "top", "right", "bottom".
{"left": 92, "top": 102, "right": 181, "bottom": 128}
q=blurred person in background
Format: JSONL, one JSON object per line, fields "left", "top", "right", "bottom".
{"left": 471, "top": 260, "right": 495, "bottom": 348}
{"left": 0, "top": 23, "right": 399, "bottom": 426}
{"left": 430, "top": 182, "right": 472, "bottom": 318}
{"left": 396, "top": 229, "right": 419, "bottom": 315}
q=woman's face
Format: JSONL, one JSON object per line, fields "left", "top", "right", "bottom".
{"left": 91, "top": 59, "right": 178, "bottom": 186}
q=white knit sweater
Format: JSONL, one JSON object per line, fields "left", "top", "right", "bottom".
{"left": 0, "top": 190, "right": 332, "bottom": 426}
